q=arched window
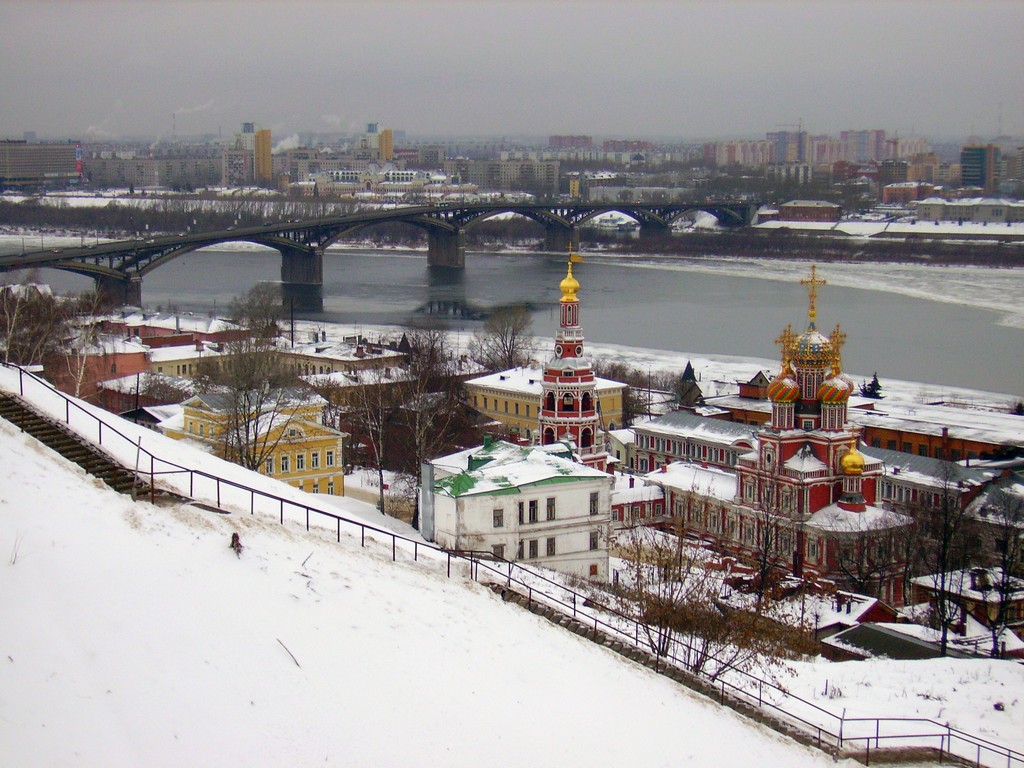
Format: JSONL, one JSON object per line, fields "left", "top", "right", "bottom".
{"left": 581, "top": 428, "right": 593, "bottom": 448}
{"left": 561, "top": 392, "right": 575, "bottom": 412}
{"left": 582, "top": 392, "right": 593, "bottom": 411}
{"left": 543, "top": 427, "right": 555, "bottom": 445}
{"left": 545, "top": 392, "right": 556, "bottom": 411}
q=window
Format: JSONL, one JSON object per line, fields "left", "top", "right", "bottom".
{"left": 312, "top": 482, "right": 319, "bottom": 494}
{"left": 492, "top": 544, "right": 505, "bottom": 559}
{"left": 280, "top": 454, "right": 290, "bottom": 473}
{"left": 517, "top": 501, "right": 524, "bottom": 525}
{"left": 296, "top": 453, "right": 306, "bottom": 471}
{"left": 546, "top": 497, "right": 556, "bottom": 520}
{"left": 188, "top": 421, "right": 194, "bottom": 434}
{"left": 265, "top": 458, "right": 273, "bottom": 475}
{"left": 589, "top": 530, "right": 599, "bottom": 550}
{"left": 493, "top": 508, "right": 504, "bottom": 528}
{"left": 528, "top": 539, "right": 538, "bottom": 559}
{"left": 546, "top": 537, "right": 556, "bottom": 556}
{"left": 517, "top": 540, "right": 524, "bottom": 559}
{"left": 589, "top": 492, "right": 599, "bottom": 516}
{"left": 326, "top": 450, "right": 335, "bottom": 467}
{"left": 528, "top": 499, "right": 538, "bottom": 523}
{"left": 327, "top": 480, "right": 334, "bottom": 495}
{"left": 514, "top": 403, "right": 519, "bottom": 415}
{"left": 589, "top": 564, "right": 598, "bottom": 577}
{"left": 199, "top": 423, "right": 205, "bottom": 436}
{"left": 311, "top": 451, "right": 320, "bottom": 469}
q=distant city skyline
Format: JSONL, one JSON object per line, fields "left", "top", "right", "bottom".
{"left": 1, "top": 0, "right": 1022, "bottom": 142}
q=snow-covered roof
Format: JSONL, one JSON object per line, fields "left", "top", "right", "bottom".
{"left": 611, "top": 473, "right": 664, "bottom": 505}
{"left": 431, "top": 440, "right": 608, "bottom": 498}
{"left": 644, "top": 460, "right": 737, "bottom": 502}
{"left": 862, "top": 446, "right": 995, "bottom": 489}
{"left": 636, "top": 410, "right": 758, "bottom": 447}
{"left": 148, "top": 343, "right": 223, "bottom": 362}
{"left": 784, "top": 444, "right": 828, "bottom": 473}
{"left": 806, "top": 503, "right": 911, "bottom": 533}
{"left": 465, "top": 367, "right": 624, "bottom": 395}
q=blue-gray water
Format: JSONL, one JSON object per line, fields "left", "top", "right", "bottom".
{"left": 7, "top": 246, "right": 1023, "bottom": 396}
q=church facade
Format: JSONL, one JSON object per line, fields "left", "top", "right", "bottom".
{"left": 646, "top": 267, "right": 912, "bottom": 603}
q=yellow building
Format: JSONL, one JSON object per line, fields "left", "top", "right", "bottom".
{"left": 254, "top": 128, "right": 273, "bottom": 185}
{"left": 163, "top": 389, "right": 347, "bottom": 496}
{"left": 378, "top": 128, "right": 394, "bottom": 162}
{"left": 464, "top": 367, "right": 625, "bottom": 442}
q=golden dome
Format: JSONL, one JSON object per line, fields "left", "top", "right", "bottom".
{"left": 840, "top": 444, "right": 865, "bottom": 475}
{"left": 560, "top": 264, "right": 580, "bottom": 302}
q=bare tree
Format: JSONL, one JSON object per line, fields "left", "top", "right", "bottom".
{"left": 194, "top": 284, "right": 303, "bottom": 470}
{"left": 397, "top": 326, "right": 469, "bottom": 473}
{"left": 974, "top": 481, "right": 1024, "bottom": 656}
{"left": 0, "top": 279, "right": 72, "bottom": 366}
{"left": 914, "top": 464, "right": 979, "bottom": 656}
{"left": 832, "top": 510, "right": 912, "bottom": 602}
{"left": 468, "top": 304, "right": 534, "bottom": 371}
{"left": 605, "top": 522, "right": 812, "bottom": 680}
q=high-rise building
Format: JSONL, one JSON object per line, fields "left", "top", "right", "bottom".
{"left": 254, "top": 128, "right": 272, "bottom": 185}
{"left": 378, "top": 128, "right": 394, "bottom": 162}
{"left": 0, "top": 140, "right": 79, "bottom": 188}
{"left": 960, "top": 144, "right": 1000, "bottom": 193}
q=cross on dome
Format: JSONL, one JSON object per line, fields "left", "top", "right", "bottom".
{"left": 774, "top": 324, "right": 796, "bottom": 372}
{"left": 800, "top": 264, "right": 827, "bottom": 328}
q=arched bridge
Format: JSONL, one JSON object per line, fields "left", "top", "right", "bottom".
{"left": 0, "top": 200, "right": 757, "bottom": 311}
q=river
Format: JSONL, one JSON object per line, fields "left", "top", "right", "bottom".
{"left": 1, "top": 241, "right": 1021, "bottom": 396}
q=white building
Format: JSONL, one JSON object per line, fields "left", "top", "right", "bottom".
{"left": 421, "top": 438, "right": 611, "bottom": 580}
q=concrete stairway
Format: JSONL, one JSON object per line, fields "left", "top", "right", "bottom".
{"left": 0, "top": 392, "right": 144, "bottom": 496}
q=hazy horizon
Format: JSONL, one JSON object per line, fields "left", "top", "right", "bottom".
{"left": 2, "top": 0, "right": 1022, "bottom": 143}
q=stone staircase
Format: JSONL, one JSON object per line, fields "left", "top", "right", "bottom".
{"left": 0, "top": 392, "right": 145, "bottom": 496}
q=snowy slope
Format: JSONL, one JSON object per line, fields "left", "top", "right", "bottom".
{"left": 1, "top": 417, "right": 862, "bottom": 768}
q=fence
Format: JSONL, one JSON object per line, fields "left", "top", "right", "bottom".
{"left": 2, "top": 362, "right": 1021, "bottom": 768}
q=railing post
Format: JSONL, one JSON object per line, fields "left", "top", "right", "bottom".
{"left": 280, "top": 499, "right": 284, "bottom": 525}
{"left": 306, "top": 508, "right": 309, "bottom": 531}
{"left": 392, "top": 534, "right": 396, "bottom": 561}
{"left": 361, "top": 527, "right": 365, "bottom": 547}
{"left": 414, "top": 542, "right": 418, "bottom": 561}
{"left": 65, "top": 399, "right": 69, "bottom": 423}
{"left": 18, "top": 367, "right": 24, "bottom": 396}
{"left": 447, "top": 552, "right": 451, "bottom": 578}
{"left": 216, "top": 478, "right": 221, "bottom": 508}
{"left": 337, "top": 519, "right": 341, "bottom": 542}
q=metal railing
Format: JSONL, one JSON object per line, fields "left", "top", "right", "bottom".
{"left": 2, "top": 362, "right": 1021, "bottom": 768}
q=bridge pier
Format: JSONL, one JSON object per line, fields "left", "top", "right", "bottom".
{"left": 95, "top": 274, "right": 142, "bottom": 308}
{"left": 639, "top": 222, "right": 672, "bottom": 243}
{"left": 543, "top": 225, "right": 579, "bottom": 254}
{"left": 280, "top": 246, "right": 323, "bottom": 312}
{"left": 427, "top": 229, "right": 465, "bottom": 268}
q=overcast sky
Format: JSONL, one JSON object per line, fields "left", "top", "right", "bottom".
{"left": 2, "top": 0, "right": 1021, "bottom": 142}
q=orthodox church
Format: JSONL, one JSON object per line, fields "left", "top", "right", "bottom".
{"left": 643, "top": 266, "right": 911, "bottom": 603}
{"left": 538, "top": 253, "right": 609, "bottom": 472}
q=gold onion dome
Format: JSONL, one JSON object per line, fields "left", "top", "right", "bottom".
{"left": 560, "top": 264, "right": 580, "bottom": 302}
{"left": 768, "top": 372, "right": 800, "bottom": 403}
{"left": 792, "top": 328, "right": 832, "bottom": 367}
{"left": 818, "top": 374, "right": 853, "bottom": 404}
{"left": 841, "top": 444, "right": 866, "bottom": 475}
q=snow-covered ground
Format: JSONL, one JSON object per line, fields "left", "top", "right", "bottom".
{"left": 2, "top": 365, "right": 1023, "bottom": 765}
{"left": 0, "top": 392, "right": 857, "bottom": 768}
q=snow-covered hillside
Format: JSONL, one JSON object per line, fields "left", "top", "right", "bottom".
{"left": 1, "top": 371, "right": 1022, "bottom": 766}
{"left": 0, "top": 416, "right": 860, "bottom": 768}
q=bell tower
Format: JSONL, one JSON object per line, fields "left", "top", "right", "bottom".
{"left": 538, "top": 252, "right": 608, "bottom": 471}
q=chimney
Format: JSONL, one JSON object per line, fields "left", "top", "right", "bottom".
{"left": 628, "top": 476, "right": 635, "bottom": 488}
{"left": 355, "top": 345, "right": 365, "bottom": 358}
